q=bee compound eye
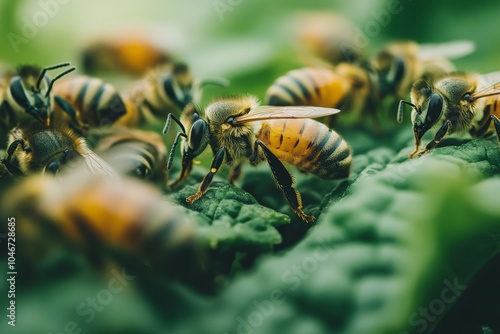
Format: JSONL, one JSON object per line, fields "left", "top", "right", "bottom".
{"left": 45, "top": 160, "right": 61, "bottom": 174}
{"left": 189, "top": 119, "right": 208, "bottom": 150}
{"left": 426, "top": 93, "right": 443, "bottom": 124}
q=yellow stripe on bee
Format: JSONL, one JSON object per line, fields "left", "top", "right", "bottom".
{"left": 257, "top": 118, "right": 351, "bottom": 179}
{"left": 266, "top": 67, "right": 351, "bottom": 108}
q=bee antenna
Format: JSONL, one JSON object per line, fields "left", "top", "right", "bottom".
{"left": 198, "top": 78, "right": 230, "bottom": 89}
{"left": 163, "top": 113, "right": 186, "bottom": 135}
{"left": 36, "top": 62, "right": 71, "bottom": 91}
{"left": 397, "top": 100, "right": 416, "bottom": 123}
{"left": 167, "top": 133, "right": 185, "bottom": 170}
{"left": 192, "top": 78, "right": 229, "bottom": 104}
{"left": 45, "top": 66, "right": 76, "bottom": 98}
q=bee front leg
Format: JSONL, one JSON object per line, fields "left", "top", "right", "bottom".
{"left": 186, "top": 147, "right": 225, "bottom": 204}
{"left": 167, "top": 131, "right": 189, "bottom": 188}
{"left": 1, "top": 139, "right": 26, "bottom": 177}
{"left": 408, "top": 145, "right": 421, "bottom": 159}
{"left": 54, "top": 96, "right": 87, "bottom": 131}
{"left": 254, "top": 140, "right": 315, "bottom": 223}
{"left": 229, "top": 164, "right": 242, "bottom": 184}
{"left": 416, "top": 120, "right": 451, "bottom": 157}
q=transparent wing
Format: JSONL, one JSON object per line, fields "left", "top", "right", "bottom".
{"left": 81, "top": 146, "right": 117, "bottom": 178}
{"left": 232, "top": 106, "right": 340, "bottom": 125}
{"left": 480, "top": 71, "right": 500, "bottom": 87}
{"left": 418, "top": 40, "right": 475, "bottom": 61}
{"left": 471, "top": 82, "right": 500, "bottom": 101}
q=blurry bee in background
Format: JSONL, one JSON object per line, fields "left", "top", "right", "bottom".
{"left": 0, "top": 171, "right": 205, "bottom": 289}
{"left": 81, "top": 34, "right": 171, "bottom": 76}
{"left": 371, "top": 40, "right": 475, "bottom": 101}
{"left": 90, "top": 127, "right": 168, "bottom": 185}
{"left": 0, "top": 124, "right": 115, "bottom": 178}
{"left": 117, "top": 62, "right": 228, "bottom": 128}
{"left": 266, "top": 40, "right": 475, "bottom": 129}
{"left": 164, "top": 96, "right": 352, "bottom": 222}
{"left": 265, "top": 64, "right": 378, "bottom": 128}
{"left": 397, "top": 72, "right": 500, "bottom": 158}
{"left": 287, "top": 11, "right": 361, "bottom": 64}
{"left": 0, "top": 62, "right": 80, "bottom": 130}
{"left": 52, "top": 75, "right": 128, "bottom": 132}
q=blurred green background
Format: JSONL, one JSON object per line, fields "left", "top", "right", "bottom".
{"left": 1, "top": 0, "right": 500, "bottom": 99}
{"left": 1, "top": 1, "right": 500, "bottom": 333}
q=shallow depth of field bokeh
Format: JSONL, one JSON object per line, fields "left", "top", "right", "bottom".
{"left": 1, "top": 0, "right": 500, "bottom": 334}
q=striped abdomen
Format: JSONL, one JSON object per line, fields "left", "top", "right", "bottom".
{"left": 139, "top": 73, "right": 180, "bottom": 121}
{"left": 265, "top": 67, "right": 350, "bottom": 108}
{"left": 256, "top": 118, "right": 351, "bottom": 179}
{"left": 53, "top": 76, "right": 127, "bottom": 127}
{"left": 103, "top": 140, "right": 161, "bottom": 180}
{"left": 93, "top": 129, "right": 167, "bottom": 183}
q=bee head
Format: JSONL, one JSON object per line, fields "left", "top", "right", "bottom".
{"left": 398, "top": 79, "right": 444, "bottom": 146}
{"left": 164, "top": 103, "right": 210, "bottom": 174}
{"left": 9, "top": 69, "right": 51, "bottom": 125}
{"left": 9, "top": 63, "right": 75, "bottom": 126}
{"left": 205, "top": 96, "right": 257, "bottom": 131}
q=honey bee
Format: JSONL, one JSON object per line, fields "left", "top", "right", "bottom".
{"left": 397, "top": 72, "right": 500, "bottom": 158}
{"left": 264, "top": 64, "right": 377, "bottom": 127}
{"left": 0, "top": 172, "right": 204, "bottom": 285}
{"left": 51, "top": 75, "right": 128, "bottom": 132}
{"left": 81, "top": 35, "right": 171, "bottom": 76}
{"left": 265, "top": 40, "right": 474, "bottom": 127}
{"left": 0, "top": 62, "right": 79, "bottom": 129}
{"left": 118, "top": 62, "right": 228, "bottom": 128}
{"left": 90, "top": 127, "right": 168, "bottom": 184}
{"left": 164, "top": 96, "right": 352, "bottom": 222}
{"left": 0, "top": 124, "right": 115, "bottom": 178}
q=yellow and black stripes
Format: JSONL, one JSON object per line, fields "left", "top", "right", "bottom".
{"left": 53, "top": 75, "right": 127, "bottom": 128}
{"left": 92, "top": 127, "right": 168, "bottom": 184}
{"left": 265, "top": 67, "right": 349, "bottom": 108}
{"left": 257, "top": 118, "right": 351, "bottom": 180}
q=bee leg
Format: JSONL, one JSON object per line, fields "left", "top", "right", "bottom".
{"left": 170, "top": 159, "right": 192, "bottom": 189}
{"left": 408, "top": 145, "right": 421, "bottom": 159}
{"left": 1, "top": 139, "right": 26, "bottom": 177}
{"left": 186, "top": 147, "right": 225, "bottom": 204}
{"left": 168, "top": 132, "right": 191, "bottom": 188}
{"left": 417, "top": 120, "right": 451, "bottom": 157}
{"left": 229, "top": 164, "right": 242, "bottom": 184}
{"left": 54, "top": 96, "right": 84, "bottom": 128}
{"left": 162, "top": 113, "right": 186, "bottom": 135}
{"left": 254, "top": 140, "right": 315, "bottom": 223}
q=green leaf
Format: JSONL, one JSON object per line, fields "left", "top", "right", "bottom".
{"left": 171, "top": 182, "right": 290, "bottom": 253}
